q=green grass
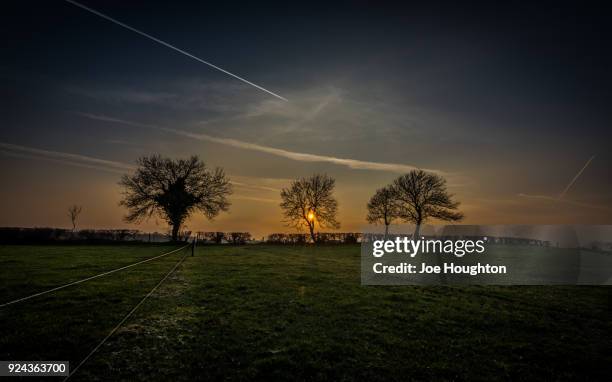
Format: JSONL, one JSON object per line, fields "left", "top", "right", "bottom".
{"left": 0, "top": 244, "right": 610, "bottom": 381}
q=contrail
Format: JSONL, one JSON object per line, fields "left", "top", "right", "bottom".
{"left": 1, "top": 141, "right": 282, "bottom": 191}
{"left": 558, "top": 155, "right": 595, "bottom": 199}
{"left": 64, "top": 0, "right": 288, "bottom": 102}
{"left": 76, "top": 112, "right": 446, "bottom": 174}
{"left": 0, "top": 142, "right": 135, "bottom": 173}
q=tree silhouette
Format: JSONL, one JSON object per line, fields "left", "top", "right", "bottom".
{"left": 67, "top": 205, "right": 82, "bottom": 231}
{"left": 119, "top": 155, "right": 232, "bottom": 241}
{"left": 366, "top": 186, "right": 399, "bottom": 238}
{"left": 392, "top": 170, "right": 463, "bottom": 237}
{"left": 280, "top": 174, "right": 340, "bottom": 243}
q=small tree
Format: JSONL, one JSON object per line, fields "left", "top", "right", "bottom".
{"left": 392, "top": 170, "right": 463, "bottom": 238}
{"left": 67, "top": 205, "right": 82, "bottom": 231}
{"left": 280, "top": 174, "right": 340, "bottom": 243}
{"left": 366, "top": 186, "right": 399, "bottom": 238}
{"left": 119, "top": 155, "right": 232, "bottom": 241}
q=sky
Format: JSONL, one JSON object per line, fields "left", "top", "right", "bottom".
{"left": 1, "top": 1, "right": 611, "bottom": 237}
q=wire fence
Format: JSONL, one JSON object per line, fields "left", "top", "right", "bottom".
{"left": 2, "top": 240, "right": 198, "bottom": 380}
{"left": 0, "top": 243, "right": 190, "bottom": 308}
{"left": 64, "top": 242, "right": 193, "bottom": 381}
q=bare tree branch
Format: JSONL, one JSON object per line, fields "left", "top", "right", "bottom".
{"left": 67, "top": 204, "right": 82, "bottom": 231}
{"left": 366, "top": 186, "right": 399, "bottom": 236}
{"left": 391, "top": 170, "right": 463, "bottom": 237}
{"left": 280, "top": 174, "right": 340, "bottom": 243}
{"left": 119, "top": 155, "right": 232, "bottom": 241}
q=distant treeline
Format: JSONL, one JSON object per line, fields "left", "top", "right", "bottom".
{"left": 196, "top": 232, "right": 253, "bottom": 245}
{"left": 1, "top": 227, "right": 365, "bottom": 245}
{"left": 266, "top": 232, "right": 362, "bottom": 244}
{"left": 0, "top": 227, "right": 184, "bottom": 244}
{"left": 195, "top": 232, "right": 363, "bottom": 244}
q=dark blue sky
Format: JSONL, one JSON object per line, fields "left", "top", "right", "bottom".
{"left": 1, "top": 0, "right": 611, "bottom": 233}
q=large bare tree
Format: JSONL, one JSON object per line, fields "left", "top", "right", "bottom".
{"left": 392, "top": 170, "right": 463, "bottom": 238}
{"left": 366, "top": 186, "right": 399, "bottom": 238}
{"left": 280, "top": 174, "right": 340, "bottom": 243}
{"left": 119, "top": 155, "right": 232, "bottom": 241}
{"left": 67, "top": 204, "right": 82, "bottom": 231}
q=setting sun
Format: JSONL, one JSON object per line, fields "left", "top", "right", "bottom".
{"left": 308, "top": 211, "right": 315, "bottom": 221}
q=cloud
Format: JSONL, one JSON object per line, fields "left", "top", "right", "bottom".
{"left": 232, "top": 195, "right": 279, "bottom": 203}
{"left": 518, "top": 193, "right": 610, "bottom": 211}
{"left": 0, "top": 142, "right": 135, "bottom": 174}
{"left": 70, "top": 82, "right": 247, "bottom": 114}
{"left": 70, "top": 83, "right": 421, "bottom": 146}
{"left": 76, "top": 112, "right": 444, "bottom": 174}
{"left": 1, "top": 141, "right": 287, "bottom": 194}
{"left": 239, "top": 87, "right": 341, "bottom": 123}
{"left": 230, "top": 181, "right": 280, "bottom": 193}
{"left": 518, "top": 155, "right": 605, "bottom": 211}
{"left": 175, "top": 129, "right": 439, "bottom": 173}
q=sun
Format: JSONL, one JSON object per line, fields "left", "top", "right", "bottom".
{"left": 307, "top": 211, "right": 315, "bottom": 221}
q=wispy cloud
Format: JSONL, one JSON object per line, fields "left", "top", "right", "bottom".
{"left": 232, "top": 195, "right": 279, "bottom": 203}
{"left": 518, "top": 193, "right": 610, "bottom": 211}
{"left": 518, "top": 155, "right": 604, "bottom": 210}
{"left": 77, "top": 89, "right": 178, "bottom": 105}
{"left": 76, "top": 112, "right": 444, "bottom": 174}
{"left": 70, "top": 84, "right": 418, "bottom": 146}
{"left": 70, "top": 81, "right": 249, "bottom": 114}
{"left": 0, "top": 142, "right": 135, "bottom": 174}
{"left": 238, "top": 87, "right": 342, "bottom": 127}
{"left": 1, "top": 141, "right": 287, "bottom": 193}
{"left": 173, "top": 129, "right": 438, "bottom": 173}
{"left": 230, "top": 181, "right": 280, "bottom": 193}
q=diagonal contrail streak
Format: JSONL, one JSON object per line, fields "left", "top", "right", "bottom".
{"left": 64, "top": 0, "right": 288, "bottom": 102}
{"left": 558, "top": 155, "right": 595, "bottom": 199}
{"left": 76, "top": 112, "right": 446, "bottom": 174}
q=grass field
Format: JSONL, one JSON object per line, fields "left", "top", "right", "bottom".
{"left": 0, "top": 244, "right": 610, "bottom": 381}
